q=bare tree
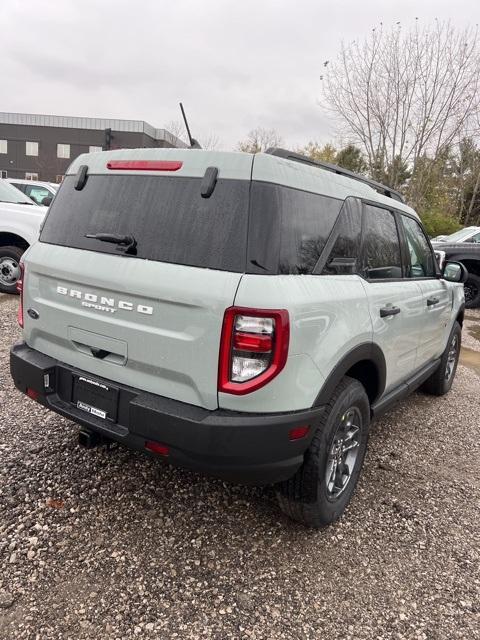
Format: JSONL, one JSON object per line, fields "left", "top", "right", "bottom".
{"left": 165, "top": 120, "right": 220, "bottom": 149}
{"left": 322, "top": 21, "right": 480, "bottom": 203}
{"left": 165, "top": 119, "right": 186, "bottom": 141}
{"left": 200, "top": 133, "right": 221, "bottom": 150}
{"left": 237, "top": 128, "right": 283, "bottom": 153}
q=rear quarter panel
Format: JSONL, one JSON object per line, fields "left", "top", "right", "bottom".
{"left": 219, "top": 274, "right": 372, "bottom": 412}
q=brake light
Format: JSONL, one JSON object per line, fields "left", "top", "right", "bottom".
{"left": 16, "top": 260, "right": 25, "bottom": 328}
{"left": 218, "top": 307, "right": 289, "bottom": 395}
{"left": 106, "top": 160, "right": 183, "bottom": 171}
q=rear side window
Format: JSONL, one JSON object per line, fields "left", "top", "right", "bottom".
{"left": 321, "top": 198, "right": 362, "bottom": 275}
{"left": 362, "top": 205, "right": 402, "bottom": 279}
{"left": 248, "top": 182, "right": 342, "bottom": 274}
{"left": 40, "top": 175, "right": 250, "bottom": 272}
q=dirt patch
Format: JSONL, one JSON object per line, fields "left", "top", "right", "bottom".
{"left": 460, "top": 347, "right": 480, "bottom": 376}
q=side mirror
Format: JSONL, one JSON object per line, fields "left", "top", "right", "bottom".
{"left": 41, "top": 196, "right": 53, "bottom": 206}
{"left": 442, "top": 261, "right": 468, "bottom": 283}
{"left": 435, "top": 250, "right": 446, "bottom": 270}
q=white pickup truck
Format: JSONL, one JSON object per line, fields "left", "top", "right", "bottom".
{"left": 0, "top": 180, "right": 47, "bottom": 294}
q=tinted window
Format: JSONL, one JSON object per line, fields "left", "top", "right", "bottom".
{"left": 322, "top": 198, "right": 362, "bottom": 275}
{"left": 248, "top": 182, "right": 342, "bottom": 274}
{"left": 40, "top": 175, "right": 249, "bottom": 272}
{"left": 401, "top": 215, "right": 436, "bottom": 278}
{"left": 362, "top": 205, "right": 402, "bottom": 279}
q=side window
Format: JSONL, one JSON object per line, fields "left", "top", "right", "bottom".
{"left": 470, "top": 232, "right": 480, "bottom": 244}
{"left": 401, "top": 215, "right": 436, "bottom": 278}
{"left": 248, "top": 182, "right": 342, "bottom": 275}
{"left": 26, "top": 186, "right": 50, "bottom": 205}
{"left": 362, "top": 205, "right": 402, "bottom": 279}
{"left": 321, "top": 199, "right": 362, "bottom": 275}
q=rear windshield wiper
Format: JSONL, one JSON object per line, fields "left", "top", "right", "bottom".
{"left": 85, "top": 233, "right": 137, "bottom": 255}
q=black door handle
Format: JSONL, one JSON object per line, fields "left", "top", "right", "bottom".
{"left": 380, "top": 306, "right": 401, "bottom": 318}
{"left": 427, "top": 297, "right": 439, "bottom": 306}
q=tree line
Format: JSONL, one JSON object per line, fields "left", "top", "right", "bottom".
{"left": 236, "top": 22, "right": 480, "bottom": 237}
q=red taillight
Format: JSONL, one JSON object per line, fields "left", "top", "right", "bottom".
{"left": 107, "top": 160, "right": 183, "bottom": 171}
{"left": 218, "top": 307, "right": 289, "bottom": 395}
{"left": 145, "top": 441, "right": 170, "bottom": 457}
{"left": 288, "top": 426, "right": 310, "bottom": 441}
{"left": 17, "top": 260, "right": 25, "bottom": 328}
{"left": 232, "top": 332, "right": 273, "bottom": 352}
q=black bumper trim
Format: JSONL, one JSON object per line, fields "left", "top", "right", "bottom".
{"left": 10, "top": 342, "right": 325, "bottom": 485}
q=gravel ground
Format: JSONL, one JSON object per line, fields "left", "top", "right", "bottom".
{"left": 1, "top": 293, "right": 479, "bottom": 640}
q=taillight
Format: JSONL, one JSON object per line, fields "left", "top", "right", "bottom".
{"left": 16, "top": 260, "right": 25, "bottom": 328}
{"left": 218, "top": 307, "right": 289, "bottom": 395}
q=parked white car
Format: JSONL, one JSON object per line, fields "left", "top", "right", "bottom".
{"left": 432, "top": 226, "right": 480, "bottom": 244}
{"left": 0, "top": 180, "right": 47, "bottom": 293}
{"left": 7, "top": 178, "right": 58, "bottom": 207}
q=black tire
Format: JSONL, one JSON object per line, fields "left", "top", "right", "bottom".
{"left": 422, "top": 321, "right": 461, "bottom": 396}
{"left": 0, "top": 245, "right": 24, "bottom": 294}
{"left": 464, "top": 273, "right": 480, "bottom": 309}
{"left": 275, "top": 377, "right": 370, "bottom": 528}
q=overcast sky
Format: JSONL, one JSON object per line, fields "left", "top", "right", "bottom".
{"left": 1, "top": 0, "right": 477, "bottom": 149}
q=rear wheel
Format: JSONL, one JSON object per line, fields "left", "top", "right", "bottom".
{"left": 275, "top": 377, "right": 370, "bottom": 528}
{"left": 464, "top": 273, "right": 480, "bottom": 309}
{"left": 0, "top": 246, "right": 24, "bottom": 294}
{"left": 422, "top": 321, "right": 461, "bottom": 396}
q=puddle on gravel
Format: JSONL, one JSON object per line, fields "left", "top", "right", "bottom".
{"left": 460, "top": 347, "right": 480, "bottom": 377}
{"left": 468, "top": 325, "right": 480, "bottom": 342}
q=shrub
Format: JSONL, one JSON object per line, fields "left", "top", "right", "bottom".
{"left": 419, "top": 211, "right": 462, "bottom": 238}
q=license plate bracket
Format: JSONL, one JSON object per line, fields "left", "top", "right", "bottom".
{"left": 72, "top": 375, "right": 119, "bottom": 422}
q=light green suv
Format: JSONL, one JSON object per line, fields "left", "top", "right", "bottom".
{"left": 10, "top": 147, "right": 467, "bottom": 527}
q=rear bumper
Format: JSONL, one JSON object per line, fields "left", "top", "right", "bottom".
{"left": 10, "top": 342, "right": 325, "bottom": 484}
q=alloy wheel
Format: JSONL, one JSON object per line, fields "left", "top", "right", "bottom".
{"left": 325, "top": 407, "right": 361, "bottom": 499}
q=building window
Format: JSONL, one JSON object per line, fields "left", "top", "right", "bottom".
{"left": 89, "top": 145, "right": 102, "bottom": 153}
{"left": 25, "top": 172, "right": 39, "bottom": 181}
{"left": 57, "top": 144, "right": 70, "bottom": 159}
{"left": 0, "top": 140, "right": 7, "bottom": 154}
{"left": 55, "top": 174, "right": 64, "bottom": 183}
{"left": 26, "top": 141, "right": 39, "bottom": 156}
{"left": 0, "top": 170, "right": 7, "bottom": 178}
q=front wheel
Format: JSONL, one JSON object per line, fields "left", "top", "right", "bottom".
{"left": 0, "top": 246, "right": 24, "bottom": 294}
{"left": 275, "top": 377, "right": 370, "bottom": 528}
{"left": 464, "top": 273, "right": 480, "bottom": 309}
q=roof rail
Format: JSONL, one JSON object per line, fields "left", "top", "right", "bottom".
{"left": 264, "top": 147, "right": 405, "bottom": 204}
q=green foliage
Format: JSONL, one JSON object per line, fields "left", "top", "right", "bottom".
{"left": 419, "top": 211, "right": 462, "bottom": 238}
{"left": 296, "top": 141, "right": 367, "bottom": 173}
{"left": 335, "top": 144, "right": 366, "bottom": 174}
{"left": 296, "top": 142, "right": 337, "bottom": 163}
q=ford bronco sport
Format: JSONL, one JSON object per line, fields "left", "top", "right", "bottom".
{"left": 10, "top": 148, "right": 467, "bottom": 527}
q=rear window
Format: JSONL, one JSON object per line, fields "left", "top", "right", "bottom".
{"left": 247, "top": 182, "right": 342, "bottom": 274}
{"left": 40, "top": 175, "right": 250, "bottom": 272}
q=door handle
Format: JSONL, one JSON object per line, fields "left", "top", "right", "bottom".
{"left": 380, "top": 306, "right": 401, "bottom": 318}
{"left": 427, "top": 297, "right": 439, "bottom": 307}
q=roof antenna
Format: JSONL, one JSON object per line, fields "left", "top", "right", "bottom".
{"left": 179, "top": 103, "right": 202, "bottom": 149}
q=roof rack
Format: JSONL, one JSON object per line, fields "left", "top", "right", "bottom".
{"left": 265, "top": 147, "right": 405, "bottom": 204}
